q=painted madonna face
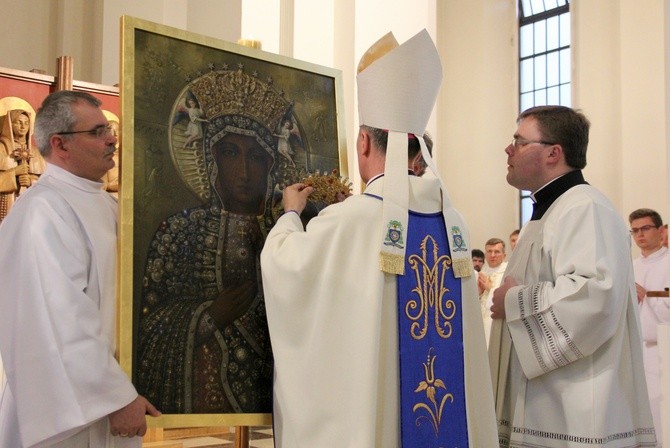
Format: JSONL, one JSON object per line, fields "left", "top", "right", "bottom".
{"left": 213, "top": 133, "right": 273, "bottom": 215}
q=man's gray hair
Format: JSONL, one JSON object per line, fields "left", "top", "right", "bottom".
{"left": 34, "top": 90, "right": 102, "bottom": 157}
{"left": 360, "top": 125, "right": 426, "bottom": 160}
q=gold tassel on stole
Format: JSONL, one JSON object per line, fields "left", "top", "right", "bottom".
{"left": 379, "top": 252, "right": 405, "bottom": 275}
{"left": 452, "top": 258, "right": 473, "bottom": 279}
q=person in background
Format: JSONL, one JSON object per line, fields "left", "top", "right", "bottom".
{"left": 478, "top": 237, "right": 508, "bottom": 345}
{"left": 509, "top": 228, "right": 520, "bottom": 251}
{"left": 0, "top": 90, "right": 160, "bottom": 447}
{"left": 472, "top": 248, "right": 485, "bottom": 272}
{"left": 489, "top": 105, "right": 654, "bottom": 447}
{"left": 629, "top": 207, "right": 670, "bottom": 445}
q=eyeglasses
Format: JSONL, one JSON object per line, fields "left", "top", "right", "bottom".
{"left": 630, "top": 225, "right": 659, "bottom": 235}
{"left": 510, "top": 137, "right": 555, "bottom": 149}
{"left": 57, "top": 124, "right": 114, "bottom": 139}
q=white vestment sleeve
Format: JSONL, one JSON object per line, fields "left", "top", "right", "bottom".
{"left": 262, "top": 198, "right": 394, "bottom": 446}
{"left": 504, "top": 197, "right": 633, "bottom": 380}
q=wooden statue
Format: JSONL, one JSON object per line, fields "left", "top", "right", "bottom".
{"left": 0, "top": 98, "right": 46, "bottom": 222}
{"left": 102, "top": 110, "right": 120, "bottom": 197}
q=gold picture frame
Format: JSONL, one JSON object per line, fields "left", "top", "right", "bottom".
{"left": 119, "top": 16, "right": 347, "bottom": 427}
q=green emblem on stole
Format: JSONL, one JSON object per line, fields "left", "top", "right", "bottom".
{"left": 384, "top": 220, "right": 405, "bottom": 248}
{"left": 450, "top": 226, "right": 467, "bottom": 252}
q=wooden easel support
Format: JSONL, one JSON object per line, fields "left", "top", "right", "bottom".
{"left": 235, "top": 426, "right": 250, "bottom": 448}
{"left": 143, "top": 426, "right": 251, "bottom": 447}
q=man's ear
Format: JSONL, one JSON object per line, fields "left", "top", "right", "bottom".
{"left": 546, "top": 143, "right": 564, "bottom": 165}
{"left": 357, "top": 129, "right": 371, "bottom": 157}
{"left": 50, "top": 134, "right": 69, "bottom": 159}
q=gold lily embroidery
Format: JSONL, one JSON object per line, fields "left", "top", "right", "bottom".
{"left": 406, "top": 235, "right": 455, "bottom": 340}
{"left": 414, "top": 348, "right": 453, "bottom": 436}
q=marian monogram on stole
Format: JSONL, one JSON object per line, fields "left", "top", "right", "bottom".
{"left": 406, "top": 235, "right": 456, "bottom": 340}
{"left": 397, "top": 218, "right": 468, "bottom": 447}
{"left": 407, "top": 236, "right": 456, "bottom": 435}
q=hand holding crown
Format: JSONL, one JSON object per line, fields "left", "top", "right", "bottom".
{"left": 301, "top": 169, "right": 352, "bottom": 205}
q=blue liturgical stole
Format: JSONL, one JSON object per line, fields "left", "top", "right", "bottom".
{"left": 397, "top": 211, "right": 468, "bottom": 447}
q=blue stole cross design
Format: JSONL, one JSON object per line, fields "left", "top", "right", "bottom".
{"left": 397, "top": 211, "right": 468, "bottom": 447}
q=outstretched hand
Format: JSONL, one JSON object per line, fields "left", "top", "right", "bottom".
{"left": 282, "top": 183, "right": 314, "bottom": 215}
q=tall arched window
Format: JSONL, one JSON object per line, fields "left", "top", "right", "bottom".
{"left": 518, "top": 0, "right": 570, "bottom": 224}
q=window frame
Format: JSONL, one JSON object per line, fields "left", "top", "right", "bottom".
{"left": 517, "top": 0, "right": 570, "bottom": 225}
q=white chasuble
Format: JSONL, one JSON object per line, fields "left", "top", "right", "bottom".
{"left": 0, "top": 164, "right": 139, "bottom": 448}
{"left": 261, "top": 176, "right": 497, "bottom": 447}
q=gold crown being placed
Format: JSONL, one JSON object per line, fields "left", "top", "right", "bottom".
{"left": 302, "top": 169, "right": 352, "bottom": 205}
{"left": 190, "top": 68, "right": 291, "bottom": 132}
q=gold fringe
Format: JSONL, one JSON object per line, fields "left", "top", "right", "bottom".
{"left": 452, "top": 258, "right": 473, "bottom": 278}
{"left": 379, "top": 251, "right": 405, "bottom": 275}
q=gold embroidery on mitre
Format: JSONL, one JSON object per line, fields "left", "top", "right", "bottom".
{"left": 190, "top": 68, "right": 291, "bottom": 130}
{"left": 357, "top": 32, "right": 399, "bottom": 74}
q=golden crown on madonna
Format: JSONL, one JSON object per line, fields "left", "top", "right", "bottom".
{"left": 190, "top": 67, "right": 292, "bottom": 132}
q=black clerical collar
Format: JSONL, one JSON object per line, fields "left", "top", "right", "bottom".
{"left": 530, "top": 170, "right": 588, "bottom": 220}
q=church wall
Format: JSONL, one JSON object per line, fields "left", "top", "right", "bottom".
{"left": 294, "top": 0, "right": 334, "bottom": 67}
{"left": 572, "top": 1, "right": 624, "bottom": 216}
{"left": 333, "top": 0, "right": 357, "bottom": 181}
{"left": 241, "top": 0, "right": 279, "bottom": 54}
{"left": 574, "top": 0, "right": 667, "bottom": 258}
{"left": 0, "top": 1, "right": 52, "bottom": 74}
{"left": 619, "top": 0, "right": 667, "bottom": 239}
{"left": 437, "top": 0, "right": 519, "bottom": 251}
